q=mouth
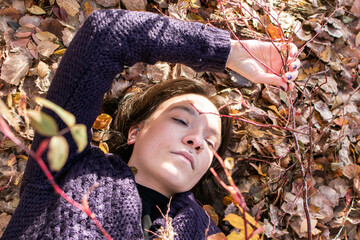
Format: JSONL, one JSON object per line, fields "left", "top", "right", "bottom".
{"left": 172, "top": 151, "right": 194, "bottom": 169}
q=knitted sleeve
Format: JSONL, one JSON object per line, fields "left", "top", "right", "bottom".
{"left": 23, "top": 9, "right": 231, "bottom": 184}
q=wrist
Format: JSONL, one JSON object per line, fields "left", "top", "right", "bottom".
{"left": 225, "top": 39, "right": 245, "bottom": 70}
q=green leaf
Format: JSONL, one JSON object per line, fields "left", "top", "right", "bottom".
{"left": 27, "top": 110, "right": 58, "bottom": 136}
{"left": 70, "top": 124, "right": 87, "bottom": 153}
{"left": 35, "top": 97, "right": 76, "bottom": 127}
{"left": 48, "top": 135, "right": 69, "bottom": 171}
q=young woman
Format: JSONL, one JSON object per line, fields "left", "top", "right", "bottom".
{"left": 1, "top": 9, "right": 300, "bottom": 239}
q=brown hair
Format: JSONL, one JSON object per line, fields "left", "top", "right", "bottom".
{"left": 106, "top": 78, "right": 232, "bottom": 203}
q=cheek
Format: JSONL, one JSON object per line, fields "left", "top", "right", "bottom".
{"left": 199, "top": 152, "right": 213, "bottom": 174}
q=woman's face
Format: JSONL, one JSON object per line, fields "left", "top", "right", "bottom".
{"left": 127, "top": 94, "right": 222, "bottom": 197}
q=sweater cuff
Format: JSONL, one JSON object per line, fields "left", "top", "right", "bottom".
{"left": 195, "top": 27, "right": 231, "bottom": 72}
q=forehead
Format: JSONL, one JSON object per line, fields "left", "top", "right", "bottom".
{"left": 157, "top": 94, "right": 220, "bottom": 115}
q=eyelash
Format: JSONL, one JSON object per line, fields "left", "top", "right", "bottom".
{"left": 173, "top": 118, "right": 188, "bottom": 126}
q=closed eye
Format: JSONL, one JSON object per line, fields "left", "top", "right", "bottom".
{"left": 172, "top": 118, "right": 188, "bottom": 126}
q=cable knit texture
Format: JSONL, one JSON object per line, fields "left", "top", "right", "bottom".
{"left": 1, "top": 9, "right": 230, "bottom": 240}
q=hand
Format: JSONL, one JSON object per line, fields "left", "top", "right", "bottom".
{"left": 226, "top": 39, "right": 301, "bottom": 91}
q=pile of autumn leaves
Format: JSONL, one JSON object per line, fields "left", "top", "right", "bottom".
{"left": 1, "top": 0, "right": 360, "bottom": 239}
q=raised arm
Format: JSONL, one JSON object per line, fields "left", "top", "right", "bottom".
{"left": 23, "top": 9, "right": 231, "bottom": 184}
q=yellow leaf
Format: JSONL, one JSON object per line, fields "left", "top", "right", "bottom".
{"left": 26, "top": 5, "right": 46, "bottom": 15}
{"left": 56, "top": 0, "right": 80, "bottom": 17}
{"left": 223, "top": 195, "right": 234, "bottom": 206}
{"left": 35, "top": 31, "right": 58, "bottom": 42}
{"left": 227, "top": 231, "right": 245, "bottom": 240}
{"left": 203, "top": 205, "right": 219, "bottom": 226}
{"left": 83, "top": 1, "right": 94, "bottom": 18}
{"left": 54, "top": 49, "right": 66, "bottom": 55}
{"left": 92, "top": 113, "right": 113, "bottom": 130}
{"left": 48, "top": 136, "right": 69, "bottom": 171}
{"left": 99, "top": 141, "right": 109, "bottom": 154}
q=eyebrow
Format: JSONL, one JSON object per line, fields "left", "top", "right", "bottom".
{"left": 169, "top": 105, "right": 197, "bottom": 116}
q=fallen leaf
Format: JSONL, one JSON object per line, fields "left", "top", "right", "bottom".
{"left": 26, "top": 5, "right": 46, "bottom": 15}
{"left": 35, "top": 31, "right": 58, "bottom": 42}
{"left": 92, "top": 113, "right": 113, "bottom": 130}
{"left": 0, "top": 51, "right": 31, "bottom": 85}
{"left": 203, "top": 205, "right": 219, "bottom": 226}
{"left": 56, "top": 0, "right": 80, "bottom": 17}
{"left": 19, "top": 14, "right": 41, "bottom": 26}
{"left": 83, "top": 1, "right": 94, "bottom": 19}
{"left": 351, "top": 0, "right": 360, "bottom": 16}
{"left": 37, "top": 40, "right": 60, "bottom": 57}
{"left": 342, "top": 163, "right": 360, "bottom": 179}
{"left": 95, "top": 0, "right": 120, "bottom": 8}
{"left": 121, "top": 0, "right": 147, "bottom": 10}
{"left": 0, "top": 6, "right": 22, "bottom": 19}
{"left": 37, "top": 61, "right": 49, "bottom": 78}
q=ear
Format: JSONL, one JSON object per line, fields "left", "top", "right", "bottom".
{"left": 127, "top": 123, "right": 143, "bottom": 145}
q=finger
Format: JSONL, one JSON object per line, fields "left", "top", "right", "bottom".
{"left": 251, "top": 71, "right": 289, "bottom": 90}
{"left": 284, "top": 70, "right": 299, "bottom": 82}
{"left": 288, "top": 58, "right": 301, "bottom": 71}
{"left": 288, "top": 43, "right": 298, "bottom": 58}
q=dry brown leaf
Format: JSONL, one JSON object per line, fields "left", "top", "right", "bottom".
{"left": 351, "top": 0, "right": 360, "bottom": 16}
{"left": 19, "top": 15, "right": 41, "bottom": 26}
{"left": 37, "top": 40, "right": 59, "bottom": 57}
{"left": 37, "top": 61, "right": 49, "bottom": 78}
{"left": 0, "top": 51, "right": 31, "bottom": 85}
{"left": 95, "top": 0, "right": 120, "bottom": 7}
{"left": 121, "top": 0, "right": 147, "bottom": 10}
{"left": 56, "top": 0, "right": 80, "bottom": 17}
{"left": 0, "top": 6, "right": 22, "bottom": 19}
{"left": 62, "top": 28, "right": 75, "bottom": 47}
{"left": 342, "top": 163, "right": 360, "bottom": 179}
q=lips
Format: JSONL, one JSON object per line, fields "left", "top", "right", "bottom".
{"left": 172, "top": 150, "right": 194, "bottom": 169}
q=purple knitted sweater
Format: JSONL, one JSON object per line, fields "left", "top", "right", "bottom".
{"left": 2, "top": 10, "right": 230, "bottom": 240}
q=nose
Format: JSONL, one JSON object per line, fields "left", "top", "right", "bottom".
{"left": 183, "top": 134, "right": 204, "bottom": 154}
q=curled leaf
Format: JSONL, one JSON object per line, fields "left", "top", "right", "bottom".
{"left": 48, "top": 135, "right": 69, "bottom": 171}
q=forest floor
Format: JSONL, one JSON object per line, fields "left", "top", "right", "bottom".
{"left": 1, "top": 0, "right": 360, "bottom": 239}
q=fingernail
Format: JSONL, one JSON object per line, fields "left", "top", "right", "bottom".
{"left": 293, "top": 64, "right": 297, "bottom": 70}
{"left": 287, "top": 75, "right": 292, "bottom": 80}
{"left": 292, "top": 51, "right": 297, "bottom": 57}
